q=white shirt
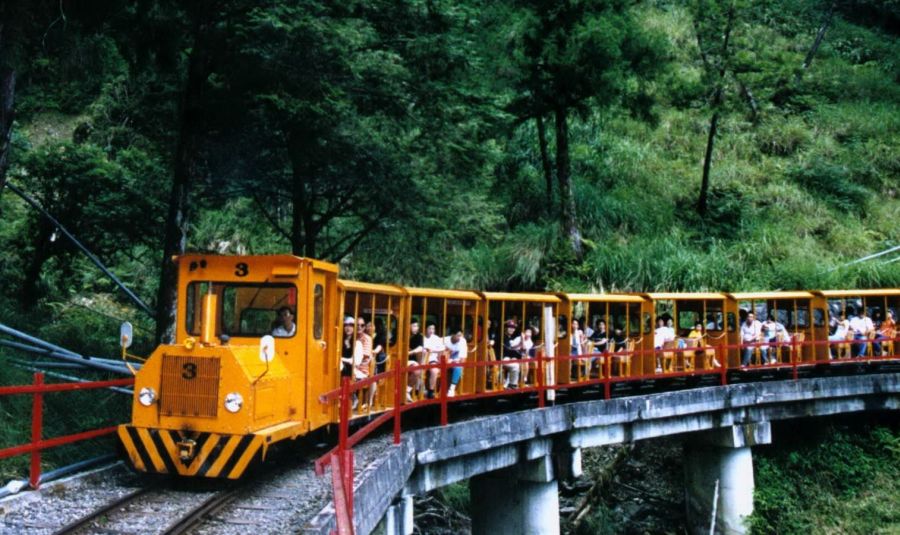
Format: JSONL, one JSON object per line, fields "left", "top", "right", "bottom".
{"left": 833, "top": 320, "right": 849, "bottom": 338}
{"left": 654, "top": 326, "right": 676, "bottom": 348}
{"left": 423, "top": 334, "right": 445, "bottom": 363}
{"left": 443, "top": 336, "right": 468, "bottom": 362}
{"left": 849, "top": 316, "right": 874, "bottom": 335}
{"left": 740, "top": 320, "right": 761, "bottom": 343}
{"left": 272, "top": 323, "right": 296, "bottom": 337}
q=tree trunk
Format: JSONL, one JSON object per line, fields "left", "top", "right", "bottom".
{"left": 155, "top": 6, "right": 212, "bottom": 344}
{"left": 0, "top": 67, "right": 14, "bottom": 184}
{"left": 696, "top": 4, "right": 734, "bottom": 218}
{"left": 697, "top": 109, "right": 720, "bottom": 218}
{"left": 0, "top": 65, "right": 15, "bottom": 216}
{"left": 21, "top": 220, "right": 53, "bottom": 309}
{"left": 536, "top": 114, "right": 553, "bottom": 208}
{"left": 797, "top": 1, "right": 836, "bottom": 81}
{"left": 554, "top": 105, "right": 583, "bottom": 261}
{"left": 287, "top": 129, "right": 317, "bottom": 258}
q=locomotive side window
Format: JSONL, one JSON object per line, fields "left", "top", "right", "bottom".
{"left": 313, "top": 284, "right": 324, "bottom": 340}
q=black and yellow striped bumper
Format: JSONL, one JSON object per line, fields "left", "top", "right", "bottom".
{"left": 117, "top": 426, "right": 262, "bottom": 479}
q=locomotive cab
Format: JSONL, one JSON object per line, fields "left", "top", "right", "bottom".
{"left": 118, "top": 255, "right": 338, "bottom": 479}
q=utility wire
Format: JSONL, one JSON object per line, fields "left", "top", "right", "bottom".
{"left": 826, "top": 244, "right": 900, "bottom": 272}
{"left": 3, "top": 181, "right": 155, "bottom": 318}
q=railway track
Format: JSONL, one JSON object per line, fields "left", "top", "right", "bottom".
{"left": 52, "top": 485, "right": 239, "bottom": 535}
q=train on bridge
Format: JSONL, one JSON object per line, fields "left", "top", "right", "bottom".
{"left": 117, "top": 254, "right": 899, "bottom": 479}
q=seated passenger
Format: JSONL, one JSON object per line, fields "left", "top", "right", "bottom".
{"left": 849, "top": 307, "right": 874, "bottom": 358}
{"left": 609, "top": 328, "right": 628, "bottom": 375}
{"left": 740, "top": 313, "right": 762, "bottom": 366}
{"left": 502, "top": 320, "right": 522, "bottom": 388}
{"left": 828, "top": 313, "right": 850, "bottom": 359}
{"left": 443, "top": 331, "right": 467, "bottom": 397}
{"left": 520, "top": 327, "right": 535, "bottom": 386}
{"left": 590, "top": 320, "right": 609, "bottom": 353}
{"left": 272, "top": 306, "right": 296, "bottom": 337}
{"left": 874, "top": 311, "right": 896, "bottom": 356}
{"left": 407, "top": 320, "right": 425, "bottom": 402}
{"left": 689, "top": 323, "right": 721, "bottom": 368}
{"left": 423, "top": 323, "right": 445, "bottom": 399}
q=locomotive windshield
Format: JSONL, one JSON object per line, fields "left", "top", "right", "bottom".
{"left": 185, "top": 282, "right": 298, "bottom": 338}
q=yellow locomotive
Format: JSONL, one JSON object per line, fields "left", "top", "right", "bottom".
{"left": 118, "top": 254, "right": 340, "bottom": 478}
{"left": 118, "top": 254, "right": 900, "bottom": 479}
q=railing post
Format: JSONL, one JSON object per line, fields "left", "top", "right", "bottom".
{"left": 791, "top": 337, "right": 799, "bottom": 381}
{"left": 393, "top": 359, "right": 402, "bottom": 444}
{"left": 537, "top": 349, "right": 545, "bottom": 408}
{"left": 604, "top": 350, "right": 612, "bottom": 400}
{"left": 339, "top": 376, "right": 350, "bottom": 453}
{"left": 343, "top": 448, "right": 354, "bottom": 528}
{"left": 439, "top": 355, "right": 448, "bottom": 426}
{"left": 30, "top": 372, "right": 44, "bottom": 489}
{"left": 719, "top": 346, "right": 727, "bottom": 386}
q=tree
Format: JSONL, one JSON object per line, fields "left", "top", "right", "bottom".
{"left": 499, "top": 0, "right": 665, "bottom": 260}
{"left": 154, "top": 1, "right": 218, "bottom": 343}
{"left": 693, "top": 0, "right": 740, "bottom": 218}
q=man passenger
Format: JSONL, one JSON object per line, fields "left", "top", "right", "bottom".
{"left": 443, "top": 331, "right": 468, "bottom": 397}
{"left": 740, "top": 313, "right": 762, "bottom": 366}
{"left": 849, "top": 308, "right": 874, "bottom": 358}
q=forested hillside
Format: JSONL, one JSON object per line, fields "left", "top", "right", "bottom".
{"left": 0, "top": 0, "right": 897, "bottom": 353}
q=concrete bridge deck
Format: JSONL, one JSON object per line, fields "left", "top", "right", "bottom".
{"left": 303, "top": 372, "right": 900, "bottom": 535}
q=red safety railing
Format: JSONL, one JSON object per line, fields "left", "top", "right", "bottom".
{"left": 0, "top": 372, "right": 135, "bottom": 489}
{"left": 315, "top": 334, "right": 899, "bottom": 533}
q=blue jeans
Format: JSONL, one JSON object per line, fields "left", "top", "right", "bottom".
{"left": 449, "top": 363, "right": 462, "bottom": 386}
{"left": 852, "top": 334, "right": 868, "bottom": 357}
{"left": 741, "top": 346, "right": 754, "bottom": 366}
{"left": 873, "top": 334, "right": 888, "bottom": 356}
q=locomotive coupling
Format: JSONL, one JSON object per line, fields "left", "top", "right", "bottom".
{"left": 177, "top": 439, "right": 197, "bottom": 463}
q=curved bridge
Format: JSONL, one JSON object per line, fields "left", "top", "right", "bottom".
{"left": 305, "top": 372, "right": 900, "bottom": 535}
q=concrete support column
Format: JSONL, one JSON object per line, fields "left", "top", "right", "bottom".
{"left": 378, "top": 494, "right": 414, "bottom": 535}
{"left": 469, "top": 456, "right": 560, "bottom": 535}
{"left": 683, "top": 423, "right": 771, "bottom": 535}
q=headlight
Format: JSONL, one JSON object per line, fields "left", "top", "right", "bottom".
{"left": 138, "top": 387, "right": 157, "bottom": 406}
{"left": 224, "top": 392, "right": 243, "bottom": 413}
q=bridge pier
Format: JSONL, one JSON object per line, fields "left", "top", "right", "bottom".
{"left": 683, "top": 422, "right": 771, "bottom": 535}
{"left": 469, "top": 455, "right": 560, "bottom": 535}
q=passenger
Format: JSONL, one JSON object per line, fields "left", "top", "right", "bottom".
{"left": 367, "top": 320, "right": 386, "bottom": 407}
{"left": 355, "top": 318, "right": 373, "bottom": 409}
{"left": 570, "top": 319, "right": 586, "bottom": 373}
{"left": 272, "top": 306, "right": 296, "bottom": 337}
{"left": 407, "top": 320, "right": 425, "bottom": 402}
{"left": 443, "top": 331, "right": 468, "bottom": 397}
{"left": 705, "top": 314, "right": 718, "bottom": 331}
{"left": 583, "top": 318, "right": 594, "bottom": 339}
{"left": 610, "top": 328, "right": 628, "bottom": 375}
{"left": 849, "top": 307, "right": 874, "bottom": 358}
{"left": 520, "top": 327, "right": 535, "bottom": 386}
{"left": 874, "top": 311, "right": 896, "bottom": 356}
{"left": 760, "top": 315, "right": 779, "bottom": 364}
{"left": 502, "top": 320, "right": 522, "bottom": 388}
{"left": 689, "top": 322, "right": 721, "bottom": 368}
{"left": 590, "top": 320, "right": 609, "bottom": 352}
{"left": 423, "top": 323, "right": 445, "bottom": 399}
{"left": 340, "top": 316, "right": 362, "bottom": 378}
{"left": 654, "top": 318, "right": 675, "bottom": 372}
{"left": 828, "top": 313, "right": 850, "bottom": 359}
{"left": 740, "top": 313, "right": 762, "bottom": 366}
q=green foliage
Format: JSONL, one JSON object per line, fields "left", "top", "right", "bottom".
{"left": 750, "top": 424, "right": 900, "bottom": 534}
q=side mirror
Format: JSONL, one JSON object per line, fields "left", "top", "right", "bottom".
{"left": 120, "top": 322, "right": 134, "bottom": 349}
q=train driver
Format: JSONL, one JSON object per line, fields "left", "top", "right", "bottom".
{"left": 272, "top": 306, "right": 296, "bottom": 337}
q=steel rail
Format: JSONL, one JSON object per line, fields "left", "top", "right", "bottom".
{"left": 52, "top": 487, "right": 152, "bottom": 535}
{"left": 162, "top": 488, "right": 240, "bottom": 535}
